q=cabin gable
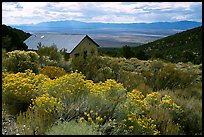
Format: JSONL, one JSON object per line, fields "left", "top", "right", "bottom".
{"left": 70, "top": 35, "right": 99, "bottom": 59}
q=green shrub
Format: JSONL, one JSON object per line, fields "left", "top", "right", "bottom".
{"left": 142, "top": 63, "right": 197, "bottom": 91}
{"left": 2, "top": 48, "right": 7, "bottom": 71}
{"left": 45, "top": 120, "right": 101, "bottom": 135}
{"left": 2, "top": 105, "right": 55, "bottom": 135}
{"left": 3, "top": 50, "right": 40, "bottom": 73}
{"left": 180, "top": 104, "right": 202, "bottom": 135}
{"left": 39, "top": 55, "right": 58, "bottom": 67}
{"left": 40, "top": 66, "right": 66, "bottom": 79}
{"left": 95, "top": 67, "right": 116, "bottom": 82}
{"left": 15, "top": 108, "right": 55, "bottom": 135}
{"left": 36, "top": 44, "right": 72, "bottom": 71}
{"left": 58, "top": 60, "right": 72, "bottom": 72}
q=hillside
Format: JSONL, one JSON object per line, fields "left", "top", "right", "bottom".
{"left": 133, "top": 26, "right": 202, "bottom": 64}
{"left": 2, "top": 24, "right": 31, "bottom": 52}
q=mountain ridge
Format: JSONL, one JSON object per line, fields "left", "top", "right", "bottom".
{"left": 10, "top": 20, "right": 202, "bottom": 30}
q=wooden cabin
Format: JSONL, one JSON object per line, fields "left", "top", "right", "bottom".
{"left": 24, "top": 33, "right": 100, "bottom": 60}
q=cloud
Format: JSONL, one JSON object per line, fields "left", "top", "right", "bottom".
{"left": 15, "top": 3, "right": 23, "bottom": 9}
{"left": 88, "top": 15, "right": 136, "bottom": 23}
{"left": 2, "top": 2, "right": 202, "bottom": 25}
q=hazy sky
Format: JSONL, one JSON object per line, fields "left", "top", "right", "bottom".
{"left": 2, "top": 2, "right": 202, "bottom": 25}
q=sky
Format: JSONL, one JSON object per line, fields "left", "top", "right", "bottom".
{"left": 2, "top": 2, "right": 202, "bottom": 25}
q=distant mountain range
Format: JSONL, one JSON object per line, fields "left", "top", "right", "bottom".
{"left": 10, "top": 20, "right": 201, "bottom": 32}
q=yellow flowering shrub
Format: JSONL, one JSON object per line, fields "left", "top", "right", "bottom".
{"left": 109, "top": 114, "right": 159, "bottom": 135}
{"left": 121, "top": 89, "right": 183, "bottom": 135}
{"left": 84, "top": 79, "right": 127, "bottom": 117}
{"left": 81, "top": 110, "right": 107, "bottom": 125}
{"left": 30, "top": 93, "right": 63, "bottom": 114}
{"left": 146, "top": 94, "right": 183, "bottom": 134}
{"left": 79, "top": 110, "right": 115, "bottom": 134}
{"left": 77, "top": 90, "right": 158, "bottom": 135}
{"left": 2, "top": 69, "right": 51, "bottom": 115}
{"left": 85, "top": 79, "right": 126, "bottom": 99}
{"left": 39, "top": 66, "right": 66, "bottom": 79}
{"left": 40, "top": 71, "right": 86, "bottom": 100}
{"left": 160, "top": 95, "right": 182, "bottom": 111}
{"left": 38, "top": 71, "right": 87, "bottom": 121}
{"left": 143, "top": 92, "right": 161, "bottom": 108}
{"left": 120, "top": 90, "right": 159, "bottom": 135}
{"left": 37, "top": 71, "right": 127, "bottom": 123}
{"left": 79, "top": 109, "right": 159, "bottom": 135}
{"left": 143, "top": 92, "right": 183, "bottom": 114}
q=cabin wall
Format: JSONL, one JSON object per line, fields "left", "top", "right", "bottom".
{"left": 70, "top": 37, "right": 98, "bottom": 60}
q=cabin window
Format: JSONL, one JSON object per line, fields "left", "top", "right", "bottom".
{"left": 74, "top": 53, "right": 79, "bottom": 58}
{"left": 91, "top": 48, "right": 95, "bottom": 55}
{"left": 84, "top": 51, "right": 87, "bottom": 59}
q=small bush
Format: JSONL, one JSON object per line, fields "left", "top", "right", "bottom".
{"left": 142, "top": 63, "right": 197, "bottom": 91}
{"left": 84, "top": 79, "right": 127, "bottom": 118}
{"left": 30, "top": 93, "right": 64, "bottom": 115}
{"left": 15, "top": 108, "right": 55, "bottom": 135}
{"left": 40, "top": 66, "right": 66, "bottom": 79}
{"left": 45, "top": 120, "right": 101, "bottom": 135}
{"left": 95, "top": 67, "right": 116, "bottom": 82}
{"left": 37, "top": 44, "right": 63, "bottom": 64}
{"left": 3, "top": 50, "right": 40, "bottom": 73}
{"left": 58, "top": 60, "right": 72, "bottom": 73}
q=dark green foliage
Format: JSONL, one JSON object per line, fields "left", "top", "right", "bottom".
{"left": 98, "top": 47, "right": 122, "bottom": 57}
{"left": 121, "top": 45, "right": 135, "bottom": 59}
{"left": 60, "top": 48, "right": 69, "bottom": 61}
{"left": 134, "top": 49, "right": 149, "bottom": 60}
{"left": 37, "top": 43, "right": 62, "bottom": 63}
{"left": 2, "top": 24, "right": 31, "bottom": 52}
